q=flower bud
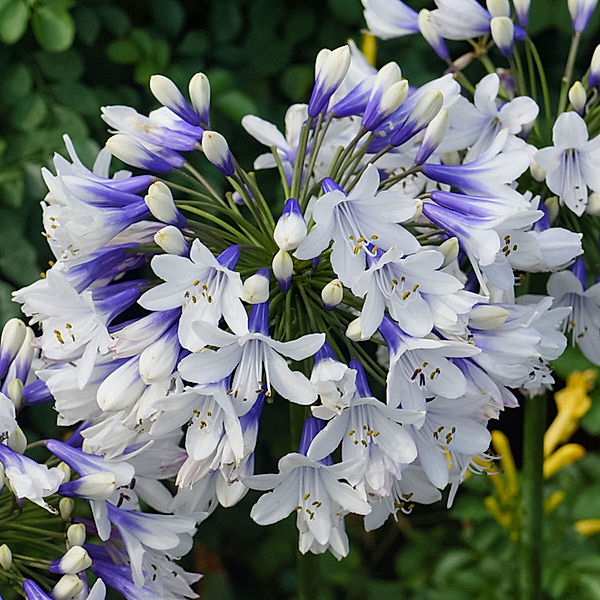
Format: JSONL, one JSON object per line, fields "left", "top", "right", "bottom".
{"left": 588, "top": 45, "right": 600, "bottom": 88}
{"left": 0, "top": 319, "right": 26, "bottom": 379}
{"left": 321, "top": 279, "right": 344, "bottom": 310}
{"left": 391, "top": 90, "right": 443, "bottom": 147}
{"left": 513, "top": 0, "right": 531, "bottom": 26}
{"left": 308, "top": 45, "right": 351, "bottom": 117}
{"left": 154, "top": 225, "right": 190, "bottom": 256}
{"left": 362, "top": 63, "right": 407, "bottom": 130}
{"left": 346, "top": 317, "right": 363, "bottom": 341}
{"left": 490, "top": 16, "right": 514, "bottom": 57}
{"left": 106, "top": 134, "right": 175, "bottom": 173}
{"left": 57, "top": 462, "right": 72, "bottom": 483}
{"left": 586, "top": 192, "right": 600, "bottom": 216}
{"left": 52, "top": 574, "right": 84, "bottom": 600}
{"left": 144, "top": 181, "right": 186, "bottom": 227}
{"left": 139, "top": 325, "right": 180, "bottom": 384}
{"left": 150, "top": 74, "right": 199, "bottom": 125}
{"left": 7, "top": 426, "right": 26, "bottom": 454}
{"left": 468, "top": 305, "right": 510, "bottom": 329}
{"left": 274, "top": 198, "right": 307, "bottom": 251}
{"left": 545, "top": 196, "right": 559, "bottom": 222}
{"left": 418, "top": 9, "right": 449, "bottom": 60}
{"left": 0, "top": 544, "right": 12, "bottom": 570}
{"left": 59, "top": 472, "right": 117, "bottom": 501}
{"left": 189, "top": 72, "right": 211, "bottom": 126}
{"left": 7, "top": 378, "right": 23, "bottom": 410}
{"left": 529, "top": 158, "right": 546, "bottom": 182}
{"left": 50, "top": 546, "right": 92, "bottom": 575}
{"left": 486, "top": 0, "right": 510, "bottom": 16}
{"left": 67, "top": 524, "right": 86, "bottom": 549}
{"left": 202, "top": 131, "right": 235, "bottom": 176}
{"left": 568, "top": 81, "right": 587, "bottom": 115}
{"left": 568, "top": 0, "right": 599, "bottom": 32}
{"left": 415, "top": 109, "right": 449, "bottom": 164}
{"left": 439, "top": 237, "right": 459, "bottom": 268}
{"left": 242, "top": 268, "right": 270, "bottom": 304}
{"left": 59, "top": 497, "right": 75, "bottom": 520}
{"left": 272, "top": 250, "right": 293, "bottom": 292}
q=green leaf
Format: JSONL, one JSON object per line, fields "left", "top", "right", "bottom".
{"left": 36, "top": 49, "right": 83, "bottom": 81}
{"left": 573, "top": 484, "right": 600, "bottom": 519}
{"left": 0, "top": 0, "right": 30, "bottom": 44}
{"left": 51, "top": 82, "right": 97, "bottom": 116}
{"left": 582, "top": 388, "right": 600, "bottom": 435}
{"left": 11, "top": 93, "right": 48, "bottom": 131}
{"left": 106, "top": 39, "right": 140, "bottom": 64}
{"left": 280, "top": 65, "right": 314, "bottom": 101}
{"left": 31, "top": 5, "right": 75, "bottom": 52}
{"left": 0, "top": 280, "right": 21, "bottom": 322}
{"left": 73, "top": 5, "right": 100, "bottom": 45}
{"left": 552, "top": 345, "right": 599, "bottom": 379}
{"left": 327, "top": 0, "right": 363, "bottom": 24}
{"left": 51, "top": 104, "right": 88, "bottom": 138}
{"left": 134, "top": 60, "right": 157, "bottom": 86}
{"left": 178, "top": 30, "right": 209, "bottom": 56}
{"left": 96, "top": 4, "right": 130, "bottom": 36}
{"left": 0, "top": 170, "right": 23, "bottom": 208}
{"left": 0, "top": 63, "right": 32, "bottom": 105}
{"left": 577, "top": 574, "right": 600, "bottom": 600}
{"left": 214, "top": 90, "right": 258, "bottom": 122}
{"left": 130, "top": 28, "right": 154, "bottom": 56}
{"left": 152, "top": 0, "right": 184, "bottom": 37}
{"left": 211, "top": 0, "right": 242, "bottom": 43}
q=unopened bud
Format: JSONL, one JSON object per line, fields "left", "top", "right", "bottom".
{"left": 362, "top": 63, "right": 406, "bottom": 130}
{"left": 272, "top": 250, "right": 293, "bottom": 292}
{"left": 189, "top": 72, "right": 211, "bottom": 126}
{"left": 441, "top": 151, "right": 461, "bottom": 165}
{"left": 154, "top": 225, "right": 190, "bottom": 256}
{"left": 530, "top": 158, "right": 546, "bottom": 182}
{"left": 57, "top": 462, "right": 72, "bottom": 483}
{"left": 144, "top": 181, "right": 186, "bottom": 227}
{"left": 150, "top": 74, "right": 198, "bottom": 125}
{"left": 415, "top": 109, "right": 449, "bottom": 164}
{"left": 418, "top": 9, "right": 449, "bottom": 60}
{"left": 7, "top": 427, "right": 26, "bottom": 454}
{"left": 346, "top": 317, "right": 363, "bottom": 341}
{"left": 106, "top": 134, "right": 174, "bottom": 173}
{"left": 486, "top": 0, "right": 510, "bottom": 16}
{"left": 589, "top": 44, "right": 600, "bottom": 88}
{"left": 411, "top": 90, "right": 444, "bottom": 129}
{"left": 7, "top": 378, "right": 23, "bottom": 410}
{"left": 0, "top": 544, "right": 12, "bottom": 570}
{"left": 274, "top": 198, "right": 307, "bottom": 251}
{"left": 586, "top": 192, "right": 600, "bottom": 216}
{"left": 568, "top": 0, "right": 599, "bottom": 32}
{"left": 321, "top": 279, "right": 344, "bottom": 310}
{"left": 202, "top": 131, "right": 235, "bottom": 176}
{"left": 308, "top": 45, "right": 351, "bottom": 117}
{"left": 52, "top": 574, "right": 84, "bottom": 600}
{"left": 490, "top": 16, "right": 514, "bottom": 57}
{"left": 67, "top": 523, "right": 86, "bottom": 549}
{"left": 568, "top": 81, "right": 587, "bottom": 115}
{"left": 51, "top": 546, "right": 92, "bottom": 575}
{"left": 0, "top": 319, "right": 26, "bottom": 379}
{"left": 469, "top": 305, "right": 510, "bottom": 329}
{"left": 513, "top": 0, "right": 531, "bottom": 26}
{"left": 545, "top": 196, "right": 559, "bottom": 222}
{"left": 60, "top": 472, "right": 117, "bottom": 501}
{"left": 439, "top": 237, "right": 459, "bottom": 268}
{"left": 242, "top": 269, "right": 270, "bottom": 304}
{"left": 59, "top": 497, "right": 75, "bottom": 520}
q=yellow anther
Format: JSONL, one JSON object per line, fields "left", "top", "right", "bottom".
{"left": 574, "top": 519, "right": 600, "bottom": 537}
{"left": 543, "top": 443, "right": 586, "bottom": 478}
{"left": 303, "top": 493, "right": 310, "bottom": 501}
{"left": 402, "top": 291, "right": 411, "bottom": 300}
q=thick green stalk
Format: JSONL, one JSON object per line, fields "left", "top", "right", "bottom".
{"left": 519, "top": 392, "right": 547, "bottom": 600}
{"left": 297, "top": 551, "right": 320, "bottom": 600}
{"left": 557, "top": 32, "right": 582, "bottom": 115}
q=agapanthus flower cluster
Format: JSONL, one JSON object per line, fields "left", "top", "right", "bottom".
{"left": 4, "top": 1, "right": 600, "bottom": 592}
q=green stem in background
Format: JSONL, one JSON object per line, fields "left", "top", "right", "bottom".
{"left": 291, "top": 117, "right": 314, "bottom": 201}
{"left": 511, "top": 46, "right": 527, "bottom": 98}
{"left": 519, "top": 392, "right": 547, "bottom": 600}
{"left": 297, "top": 551, "right": 320, "bottom": 600}
{"left": 271, "top": 145, "right": 291, "bottom": 198}
{"left": 526, "top": 39, "right": 553, "bottom": 141}
{"left": 183, "top": 163, "right": 225, "bottom": 206}
{"left": 557, "top": 32, "right": 582, "bottom": 115}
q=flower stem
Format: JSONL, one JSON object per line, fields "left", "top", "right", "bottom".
{"left": 558, "top": 32, "right": 582, "bottom": 116}
{"left": 519, "top": 392, "right": 547, "bottom": 600}
{"left": 297, "top": 551, "right": 320, "bottom": 600}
